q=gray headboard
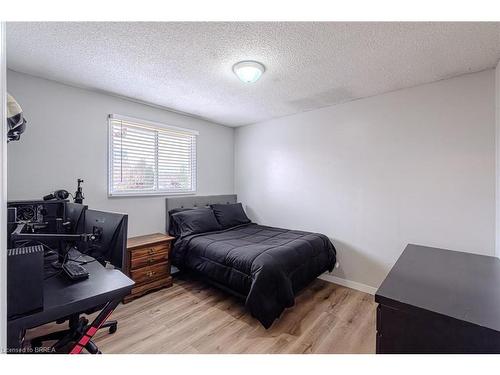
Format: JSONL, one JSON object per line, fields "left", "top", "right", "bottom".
{"left": 165, "top": 194, "right": 237, "bottom": 233}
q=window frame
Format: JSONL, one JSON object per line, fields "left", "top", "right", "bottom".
{"left": 107, "top": 114, "right": 198, "bottom": 197}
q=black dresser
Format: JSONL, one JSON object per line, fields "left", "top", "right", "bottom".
{"left": 375, "top": 244, "right": 500, "bottom": 354}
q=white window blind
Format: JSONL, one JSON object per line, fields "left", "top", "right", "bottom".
{"left": 108, "top": 114, "right": 197, "bottom": 196}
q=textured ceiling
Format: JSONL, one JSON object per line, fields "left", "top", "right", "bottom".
{"left": 6, "top": 22, "right": 500, "bottom": 126}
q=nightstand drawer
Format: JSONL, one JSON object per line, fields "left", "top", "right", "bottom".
{"left": 131, "top": 243, "right": 170, "bottom": 259}
{"left": 130, "top": 251, "right": 168, "bottom": 270}
{"left": 130, "top": 261, "right": 170, "bottom": 284}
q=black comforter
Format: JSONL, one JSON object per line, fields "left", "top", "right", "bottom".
{"left": 172, "top": 223, "right": 337, "bottom": 328}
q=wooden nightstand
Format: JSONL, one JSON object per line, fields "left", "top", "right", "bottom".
{"left": 123, "top": 233, "right": 175, "bottom": 303}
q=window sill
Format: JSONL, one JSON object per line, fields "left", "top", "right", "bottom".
{"left": 108, "top": 191, "right": 197, "bottom": 198}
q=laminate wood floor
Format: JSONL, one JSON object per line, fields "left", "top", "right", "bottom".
{"left": 27, "top": 277, "right": 377, "bottom": 354}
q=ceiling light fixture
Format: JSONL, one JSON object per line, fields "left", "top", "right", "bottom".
{"left": 232, "top": 60, "right": 265, "bottom": 83}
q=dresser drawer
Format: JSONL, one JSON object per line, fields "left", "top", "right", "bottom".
{"left": 130, "top": 261, "right": 170, "bottom": 284}
{"left": 130, "top": 243, "right": 170, "bottom": 259}
{"left": 130, "top": 251, "right": 169, "bottom": 270}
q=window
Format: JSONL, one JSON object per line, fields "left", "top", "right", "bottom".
{"left": 108, "top": 114, "right": 197, "bottom": 196}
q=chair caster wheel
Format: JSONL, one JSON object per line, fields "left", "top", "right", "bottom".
{"left": 109, "top": 323, "right": 117, "bottom": 334}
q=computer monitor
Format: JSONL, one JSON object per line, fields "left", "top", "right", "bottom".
{"left": 84, "top": 209, "right": 128, "bottom": 270}
{"left": 65, "top": 202, "right": 88, "bottom": 234}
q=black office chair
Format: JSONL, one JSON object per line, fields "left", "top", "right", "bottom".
{"left": 30, "top": 311, "right": 118, "bottom": 354}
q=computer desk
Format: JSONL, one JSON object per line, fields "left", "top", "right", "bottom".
{"left": 7, "top": 252, "right": 134, "bottom": 353}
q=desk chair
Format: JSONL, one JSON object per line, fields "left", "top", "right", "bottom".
{"left": 30, "top": 300, "right": 120, "bottom": 354}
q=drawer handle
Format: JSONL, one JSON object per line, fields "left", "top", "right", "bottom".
{"left": 148, "top": 249, "right": 155, "bottom": 255}
{"left": 148, "top": 259, "right": 155, "bottom": 264}
{"left": 147, "top": 271, "right": 156, "bottom": 277}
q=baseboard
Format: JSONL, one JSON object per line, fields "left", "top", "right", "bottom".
{"left": 318, "top": 273, "right": 377, "bottom": 295}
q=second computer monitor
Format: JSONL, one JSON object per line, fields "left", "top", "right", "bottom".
{"left": 65, "top": 202, "right": 88, "bottom": 234}
{"left": 84, "top": 209, "right": 128, "bottom": 270}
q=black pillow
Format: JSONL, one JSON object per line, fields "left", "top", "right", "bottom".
{"left": 168, "top": 208, "right": 193, "bottom": 236}
{"left": 171, "top": 208, "right": 221, "bottom": 237}
{"left": 210, "top": 203, "right": 251, "bottom": 229}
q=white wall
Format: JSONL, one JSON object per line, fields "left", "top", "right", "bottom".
{"left": 7, "top": 70, "right": 235, "bottom": 237}
{"left": 235, "top": 70, "right": 496, "bottom": 290}
{"left": 496, "top": 60, "right": 500, "bottom": 258}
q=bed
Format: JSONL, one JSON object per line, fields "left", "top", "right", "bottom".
{"left": 165, "top": 195, "right": 337, "bottom": 328}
